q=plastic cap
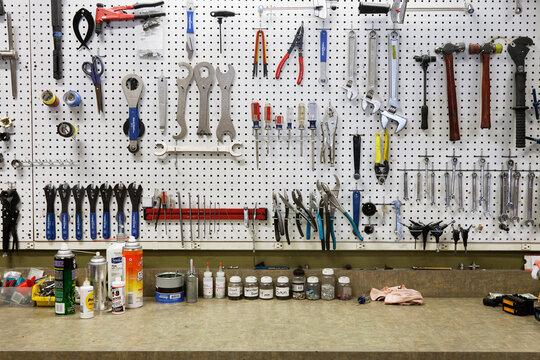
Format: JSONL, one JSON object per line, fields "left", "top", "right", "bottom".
{"left": 83, "top": 279, "right": 90, "bottom": 287}
{"left": 260, "top": 276, "right": 272, "bottom": 284}
{"left": 229, "top": 276, "right": 242, "bottom": 283}
{"left": 277, "top": 276, "right": 289, "bottom": 283}
{"left": 123, "top": 236, "right": 141, "bottom": 251}
{"left": 322, "top": 268, "right": 334, "bottom": 276}
{"left": 293, "top": 268, "right": 305, "bottom": 276}
{"left": 204, "top": 270, "right": 212, "bottom": 278}
{"left": 216, "top": 270, "right": 225, "bottom": 277}
{"left": 307, "top": 276, "right": 319, "bottom": 283}
{"left": 245, "top": 276, "right": 257, "bottom": 283}
{"left": 56, "top": 243, "right": 74, "bottom": 257}
{"left": 89, "top": 252, "right": 106, "bottom": 265}
{"left": 338, "top": 276, "right": 350, "bottom": 284}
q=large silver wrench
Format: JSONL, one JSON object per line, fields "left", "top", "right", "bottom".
{"left": 174, "top": 62, "right": 194, "bottom": 140}
{"left": 525, "top": 170, "right": 535, "bottom": 226}
{"left": 343, "top": 30, "right": 358, "bottom": 101}
{"left": 478, "top": 158, "right": 486, "bottom": 206}
{"left": 193, "top": 62, "right": 215, "bottom": 136}
{"left": 484, "top": 170, "right": 492, "bottom": 217}
{"left": 121, "top": 74, "right": 144, "bottom": 154}
{"left": 215, "top": 64, "right": 236, "bottom": 142}
{"left": 506, "top": 160, "right": 514, "bottom": 211}
{"left": 154, "top": 141, "right": 243, "bottom": 157}
{"left": 362, "top": 29, "right": 381, "bottom": 114}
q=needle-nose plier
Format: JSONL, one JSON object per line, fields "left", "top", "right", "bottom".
{"left": 275, "top": 22, "right": 304, "bottom": 85}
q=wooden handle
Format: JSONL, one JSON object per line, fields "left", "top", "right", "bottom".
{"left": 444, "top": 54, "right": 460, "bottom": 141}
{"left": 480, "top": 53, "right": 491, "bottom": 129}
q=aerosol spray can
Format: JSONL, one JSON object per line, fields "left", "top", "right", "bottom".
{"left": 123, "top": 236, "right": 143, "bottom": 308}
{"left": 111, "top": 277, "right": 125, "bottom": 314}
{"left": 54, "top": 244, "right": 76, "bottom": 315}
{"left": 88, "top": 252, "right": 107, "bottom": 311}
{"left": 186, "top": 259, "right": 198, "bottom": 303}
{"left": 79, "top": 279, "right": 94, "bottom": 319}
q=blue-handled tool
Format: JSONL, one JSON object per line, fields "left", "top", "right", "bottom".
{"left": 82, "top": 55, "right": 104, "bottom": 113}
{"left": 186, "top": 0, "right": 195, "bottom": 59}
{"left": 99, "top": 184, "right": 113, "bottom": 240}
{"left": 86, "top": 185, "right": 99, "bottom": 240}
{"left": 122, "top": 74, "right": 145, "bottom": 154}
{"left": 44, "top": 184, "right": 57, "bottom": 240}
{"left": 58, "top": 184, "right": 71, "bottom": 240}
{"left": 318, "top": 29, "right": 328, "bottom": 85}
{"left": 353, "top": 189, "right": 361, "bottom": 228}
{"left": 128, "top": 183, "right": 143, "bottom": 239}
{"left": 72, "top": 185, "right": 85, "bottom": 240}
{"left": 533, "top": 88, "right": 539, "bottom": 120}
{"left": 113, "top": 183, "right": 127, "bottom": 235}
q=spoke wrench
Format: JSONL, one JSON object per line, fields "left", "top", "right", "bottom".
{"left": 122, "top": 74, "right": 145, "bottom": 153}
{"left": 215, "top": 64, "right": 236, "bottom": 142}
{"left": 128, "top": 183, "right": 143, "bottom": 239}
{"left": 100, "top": 184, "right": 113, "bottom": 240}
{"left": 72, "top": 185, "right": 85, "bottom": 240}
{"left": 174, "top": 62, "right": 193, "bottom": 140}
{"left": 58, "top": 184, "right": 71, "bottom": 241}
{"left": 193, "top": 62, "right": 215, "bottom": 136}
{"left": 86, "top": 185, "right": 99, "bottom": 240}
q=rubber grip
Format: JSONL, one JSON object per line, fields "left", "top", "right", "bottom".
{"left": 306, "top": 222, "right": 311, "bottom": 240}
{"left": 95, "top": 22, "right": 103, "bottom": 35}
{"left": 132, "top": 211, "right": 139, "bottom": 239}
{"left": 133, "top": 12, "right": 165, "bottom": 20}
{"left": 330, "top": 218, "right": 336, "bottom": 250}
{"left": 129, "top": 107, "right": 140, "bottom": 141}
{"left": 90, "top": 212, "right": 97, "bottom": 240}
{"left": 515, "top": 71, "right": 527, "bottom": 148}
{"left": 444, "top": 54, "right": 460, "bottom": 141}
{"left": 274, "top": 214, "right": 281, "bottom": 242}
{"left": 117, "top": 212, "right": 125, "bottom": 233}
{"left": 187, "top": 10, "right": 194, "bottom": 34}
{"left": 353, "top": 135, "right": 361, "bottom": 178}
{"left": 480, "top": 53, "right": 491, "bottom": 129}
{"left": 103, "top": 212, "right": 110, "bottom": 239}
{"left": 320, "top": 30, "right": 327, "bottom": 63}
{"left": 133, "top": 1, "right": 164, "bottom": 9}
{"left": 76, "top": 214, "right": 82, "bottom": 240}
{"left": 353, "top": 190, "right": 360, "bottom": 228}
{"left": 421, "top": 105, "right": 428, "bottom": 130}
{"left": 358, "top": 2, "right": 390, "bottom": 14}
{"left": 61, "top": 213, "right": 69, "bottom": 240}
{"left": 46, "top": 213, "right": 55, "bottom": 240}
{"left": 53, "top": 37, "right": 62, "bottom": 80}
{"left": 317, "top": 212, "right": 324, "bottom": 241}
{"left": 297, "top": 57, "right": 303, "bottom": 85}
{"left": 295, "top": 214, "right": 304, "bottom": 238}
{"left": 325, "top": 210, "right": 331, "bottom": 251}
{"left": 275, "top": 53, "right": 289, "bottom": 79}
{"left": 344, "top": 211, "right": 363, "bottom": 241}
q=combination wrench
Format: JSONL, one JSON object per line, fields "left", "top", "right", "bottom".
{"left": 450, "top": 156, "right": 458, "bottom": 201}
{"left": 457, "top": 166, "right": 464, "bottom": 212}
{"left": 361, "top": 29, "right": 381, "bottom": 113}
{"left": 484, "top": 170, "right": 492, "bottom": 217}
{"left": 511, "top": 171, "right": 521, "bottom": 223}
{"left": 525, "top": 170, "right": 535, "bottom": 226}
{"left": 423, "top": 157, "right": 429, "bottom": 198}
{"left": 430, "top": 164, "right": 436, "bottom": 206}
{"left": 416, "top": 165, "right": 421, "bottom": 204}
{"left": 403, "top": 166, "right": 409, "bottom": 201}
{"left": 444, "top": 165, "right": 450, "bottom": 209}
{"left": 471, "top": 168, "right": 478, "bottom": 213}
{"left": 174, "top": 62, "right": 193, "bottom": 140}
{"left": 478, "top": 158, "right": 486, "bottom": 207}
{"left": 154, "top": 141, "right": 243, "bottom": 157}
{"left": 193, "top": 62, "right": 215, "bottom": 136}
{"left": 498, "top": 171, "right": 508, "bottom": 223}
{"left": 343, "top": 30, "right": 358, "bottom": 100}
{"left": 506, "top": 160, "right": 515, "bottom": 212}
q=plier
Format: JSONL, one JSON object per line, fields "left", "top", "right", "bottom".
{"left": 374, "top": 129, "right": 390, "bottom": 184}
{"left": 318, "top": 191, "right": 330, "bottom": 250}
{"left": 320, "top": 102, "right": 338, "bottom": 166}
{"left": 95, "top": 1, "right": 166, "bottom": 35}
{"left": 291, "top": 189, "right": 318, "bottom": 233}
{"left": 272, "top": 191, "right": 284, "bottom": 242}
{"left": 279, "top": 190, "right": 310, "bottom": 239}
{"left": 253, "top": 29, "right": 268, "bottom": 78}
{"left": 0, "top": 189, "right": 19, "bottom": 253}
{"left": 306, "top": 191, "right": 318, "bottom": 240}
{"left": 278, "top": 191, "right": 291, "bottom": 244}
{"left": 275, "top": 22, "right": 304, "bottom": 85}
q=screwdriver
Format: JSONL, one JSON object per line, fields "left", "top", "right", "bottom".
{"left": 275, "top": 115, "right": 283, "bottom": 141}
{"left": 286, "top": 107, "right": 293, "bottom": 150}
{"left": 251, "top": 102, "right": 261, "bottom": 169}
{"left": 298, "top": 103, "right": 305, "bottom": 156}
{"left": 308, "top": 102, "right": 317, "bottom": 171}
{"left": 264, "top": 103, "right": 272, "bottom": 155}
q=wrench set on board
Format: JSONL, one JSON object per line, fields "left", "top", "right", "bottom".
{"left": 0, "top": 0, "right": 539, "bottom": 252}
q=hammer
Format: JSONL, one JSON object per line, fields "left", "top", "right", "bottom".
{"left": 413, "top": 54, "right": 436, "bottom": 130}
{"left": 469, "top": 42, "right": 503, "bottom": 129}
{"left": 435, "top": 42, "right": 465, "bottom": 142}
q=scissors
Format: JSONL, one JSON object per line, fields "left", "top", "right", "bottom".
{"left": 82, "top": 55, "right": 104, "bottom": 113}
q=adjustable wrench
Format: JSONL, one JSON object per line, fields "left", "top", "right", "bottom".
{"left": 478, "top": 158, "right": 486, "bottom": 207}
{"left": 471, "top": 169, "right": 478, "bottom": 213}
{"left": 121, "top": 74, "right": 144, "bottom": 154}
{"left": 215, "top": 64, "right": 236, "bottom": 142}
{"left": 381, "top": 31, "right": 407, "bottom": 133}
{"left": 343, "top": 30, "right": 358, "bottom": 100}
{"left": 457, "top": 167, "right": 464, "bottom": 212}
{"left": 525, "top": 170, "right": 535, "bottom": 226}
{"left": 154, "top": 141, "right": 243, "bottom": 157}
{"left": 498, "top": 171, "right": 508, "bottom": 223}
{"left": 174, "top": 62, "right": 193, "bottom": 140}
{"left": 430, "top": 164, "right": 436, "bottom": 206}
{"left": 193, "top": 62, "right": 215, "bottom": 136}
{"left": 511, "top": 171, "right": 521, "bottom": 223}
{"left": 506, "top": 160, "right": 514, "bottom": 211}
{"left": 484, "top": 169, "right": 492, "bottom": 217}
{"left": 362, "top": 29, "right": 381, "bottom": 114}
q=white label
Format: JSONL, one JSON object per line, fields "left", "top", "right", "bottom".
{"left": 259, "top": 288, "right": 273, "bottom": 299}
{"left": 203, "top": 278, "right": 213, "bottom": 298}
{"left": 170, "top": 293, "right": 181, "bottom": 299}
{"left": 215, "top": 280, "right": 226, "bottom": 298}
{"left": 55, "top": 302, "right": 65, "bottom": 314}
{"left": 227, "top": 286, "right": 242, "bottom": 297}
{"left": 244, "top": 286, "right": 259, "bottom": 298}
{"left": 275, "top": 286, "right": 290, "bottom": 297}
{"left": 292, "top": 283, "right": 304, "bottom": 292}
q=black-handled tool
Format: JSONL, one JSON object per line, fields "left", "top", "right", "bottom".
{"left": 210, "top": 10, "right": 236, "bottom": 53}
{"left": 414, "top": 54, "right": 436, "bottom": 130}
{"left": 44, "top": 185, "right": 57, "bottom": 241}
{"left": 58, "top": 184, "right": 71, "bottom": 241}
{"left": 358, "top": 2, "right": 391, "bottom": 14}
{"left": 113, "top": 183, "right": 127, "bottom": 235}
{"left": 86, "top": 185, "right": 99, "bottom": 240}
{"left": 72, "top": 185, "right": 85, "bottom": 240}
{"left": 0, "top": 0, "right": 5, "bottom": 16}
{"left": 353, "top": 134, "right": 361, "bottom": 180}
{"left": 127, "top": 183, "right": 143, "bottom": 239}
{"left": 51, "top": 0, "right": 63, "bottom": 80}
{"left": 99, "top": 184, "right": 113, "bottom": 240}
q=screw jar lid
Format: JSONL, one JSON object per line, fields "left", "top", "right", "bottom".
{"left": 277, "top": 276, "right": 289, "bottom": 283}
{"left": 260, "top": 276, "right": 272, "bottom": 284}
{"left": 229, "top": 276, "right": 242, "bottom": 283}
{"left": 293, "top": 268, "right": 305, "bottom": 276}
{"left": 338, "top": 276, "right": 350, "bottom": 284}
{"left": 322, "top": 268, "right": 334, "bottom": 276}
{"left": 307, "top": 276, "right": 319, "bottom": 283}
{"left": 245, "top": 276, "right": 257, "bottom": 283}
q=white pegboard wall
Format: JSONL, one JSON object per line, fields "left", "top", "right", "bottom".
{"left": 1, "top": 0, "right": 539, "bottom": 251}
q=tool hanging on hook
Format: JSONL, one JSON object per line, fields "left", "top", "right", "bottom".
{"left": 275, "top": 22, "right": 304, "bottom": 85}
{"left": 210, "top": 10, "right": 237, "bottom": 54}
{"left": 0, "top": 12, "right": 19, "bottom": 98}
{"left": 185, "top": 0, "right": 195, "bottom": 59}
{"left": 95, "top": 2, "right": 166, "bottom": 35}
{"left": 253, "top": 28, "right": 268, "bottom": 78}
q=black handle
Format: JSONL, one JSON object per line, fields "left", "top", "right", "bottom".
{"left": 134, "top": 11, "right": 167, "bottom": 20}
{"left": 353, "top": 134, "right": 361, "bottom": 180}
{"left": 210, "top": 11, "right": 236, "bottom": 18}
{"left": 133, "top": 1, "right": 164, "bottom": 9}
{"left": 514, "top": 71, "right": 527, "bottom": 148}
{"left": 284, "top": 208, "right": 290, "bottom": 245}
{"left": 0, "top": 0, "right": 5, "bottom": 16}
{"left": 358, "top": 2, "right": 390, "bottom": 14}
{"left": 95, "top": 22, "right": 103, "bottom": 35}
{"left": 51, "top": 0, "right": 62, "bottom": 80}
{"left": 273, "top": 212, "right": 281, "bottom": 242}
{"left": 421, "top": 105, "right": 428, "bottom": 130}
{"left": 53, "top": 37, "right": 62, "bottom": 80}
{"left": 295, "top": 213, "right": 304, "bottom": 238}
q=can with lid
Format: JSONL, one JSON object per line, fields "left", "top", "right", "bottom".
{"left": 276, "top": 276, "right": 290, "bottom": 300}
{"left": 337, "top": 276, "right": 352, "bottom": 300}
{"left": 155, "top": 272, "right": 184, "bottom": 303}
{"left": 228, "top": 276, "right": 243, "bottom": 300}
{"left": 123, "top": 236, "right": 143, "bottom": 308}
{"left": 306, "top": 276, "right": 321, "bottom": 300}
{"left": 54, "top": 244, "right": 76, "bottom": 315}
{"left": 244, "top": 276, "right": 259, "bottom": 300}
{"left": 292, "top": 268, "right": 306, "bottom": 300}
{"left": 259, "top": 276, "right": 274, "bottom": 300}
{"left": 88, "top": 252, "right": 107, "bottom": 311}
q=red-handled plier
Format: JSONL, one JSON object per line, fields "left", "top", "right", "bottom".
{"left": 95, "top": 1, "right": 166, "bottom": 35}
{"left": 275, "top": 22, "right": 304, "bottom": 85}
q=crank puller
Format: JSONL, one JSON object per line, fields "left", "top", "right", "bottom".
{"left": 121, "top": 74, "right": 145, "bottom": 154}
{"left": 86, "top": 185, "right": 99, "bottom": 240}
{"left": 122, "top": 119, "right": 145, "bottom": 152}
{"left": 44, "top": 184, "right": 57, "bottom": 241}
{"left": 113, "top": 183, "right": 127, "bottom": 235}
{"left": 72, "top": 185, "right": 85, "bottom": 240}
{"left": 73, "top": 8, "right": 95, "bottom": 50}
{"left": 99, "top": 183, "right": 113, "bottom": 240}
{"left": 58, "top": 184, "right": 71, "bottom": 241}
{"left": 128, "top": 183, "right": 143, "bottom": 239}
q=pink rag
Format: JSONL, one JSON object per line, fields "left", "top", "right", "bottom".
{"left": 370, "top": 284, "right": 423, "bottom": 305}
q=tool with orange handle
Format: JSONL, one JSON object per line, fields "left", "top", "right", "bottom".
{"left": 275, "top": 22, "right": 304, "bottom": 85}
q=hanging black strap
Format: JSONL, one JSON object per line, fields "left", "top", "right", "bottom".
{"left": 73, "top": 8, "right": 95, "bottom": 50}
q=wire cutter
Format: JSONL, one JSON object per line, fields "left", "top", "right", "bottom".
{"left": 374, "top": 129, "right": 390, "bottom": 184}
{"left": 275, "top": 22, "right": 304, "bottom": 85}
{"left": 82, "top": 55, "right": 104, "bottom": 114}
{"left": 95, "top": 1, "right": 166, "bottom": 35}
{"left": 272, "top": 191, "right": 284, "bottom": 242}
{"left": 253, "top": 29, "right": 268, "bottom": 78}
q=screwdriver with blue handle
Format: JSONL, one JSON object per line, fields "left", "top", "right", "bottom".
{"left": 44, "top": 184, "right": 57, "bottom": 240}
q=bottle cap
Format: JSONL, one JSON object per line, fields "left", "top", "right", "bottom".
{"left": 55, "top": 243, "right": 74, "bottom": 258}
{"left": 89, "top": 252, "right": 106, "bottom": 265}
{"left": 260, "top": 276, "right": 272, "bottom": 284}
{"left": 245, "top": 276, "right": 257, "bottom": 283}
{"left": 229, "top": 275, "right": 242, "bottom": 283}
{"left": 277, "top": 276, "right": 289, "bottom": 283}
{"left": 338, "top": 276, "right": 350, "bottom": 284}
{"left": 83, "top": 279, "right": 91, "bottom": 287}
{"left": 307, "top": 276, "right": 319, "bottom": 283}
{"left": 293, "top": 267, "right": 305, "bottom": 276}
{"left": 217, "top": 270, "right": 225, "bottom": 277}
{"left": 322, "top": 268, "right": 334, "bottom": 276}
{"left": 204, "top": 270, "right": 212, "bottom": 278}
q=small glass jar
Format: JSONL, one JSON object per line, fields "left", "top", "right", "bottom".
{"left": 292, "top": 268, "right": 306, "bottom": 300}
{"left": 275, "top": 276, "right": 290, "bottom": 300}
{"left": 227, "top": 276, "right": 243, "bottom": 300}
{"left": 306, "top": 276, "right": 320, "bottom": 300}
{"left": 321, "top": 268, "right": 335, "bottom": 300}
{"left": 259, "top": 276, "right": 274, "bottom": 300}
{"left": 337, "top": 276, "right": 352, "bottom": 300}
{"left": 244, "top": 276, "right": 259, "bottom": 300}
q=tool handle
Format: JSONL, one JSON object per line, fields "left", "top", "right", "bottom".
{"left": 325, "top": 210, "right": 331, "bottom": 251}
{"left": 444, "top": 53, "right": 460, "bottom": 141}
{"left": 320, "top": 30, "right": 327, "bottom": 63}
{"left": 330, "top": 217, "right": 336, "bottom": 250}
{"left": 353, "top": 190, "right": 360, "bottom": 228}
{"left": 318, "top": 208, "right": 325, "bottom": 250}
{"left": 90, "top": 212, "right": 97, "bottom": 240}
{"left": 187, "top": 9, "right": 194, "bottom": 34}
{"left": 275, "top": 53, "right": 289, "bottom": 80}
{"left": 117, "top": 211, "right": 125, "bottom": 232}
{"left": 46, "top": 213, "right": 56, "bottom": 240}
{"left": 103, "top": 212, "right": 110, "bottom": 239}
{"left": 129, "top": 107, "right": 140, "bottom": 141}
{"left": 210, "top": 10, "right": 236, "bottom": 18}
{"left": 133, "top": 12, "right": 166, "bottom": 20}
{"left": 306, "top": 221, "right": 311, "bottom": 240}
{"left": 480, "top": 53, "right": 491, "bottom": 129}
{"left": 358, "top": 2, "right": 390, "bottom": 14}
{"left": 295, "top": 213, "right": 304, "bottom": 237}
{"left": 132, "top": 211, "right": 139, "bottom": 239}
{"left": 76, "top": 214, "right": 82, "bottom": 240}
{"left": 0, "top": 0, "right": 4, "bottom": 16}
{"left": 297, "top": 56, "right": 304, "bottom": 85}
{"left": 421, "top": 105, "right": 428, "bottom": 130}
{"left": 515, "top": 71, "right": 527, "bottom": 148}
{"left": 284, "top": 209, "right": 290, "bottom": 245}
{"left": 273, "top": 212, "right": 281, "bottom": 242}
{"left": 61, "top": 213, "right": 69, "bottom": 240}
{"left": 51, "top": 0, "right": 62, "bottom": 80}
{"left": 133, "top": 1, "right": 164, "bottom": 9}
{"left": 353, "top": 134, "right": 361, "bottom": 179}
{"left": 344, "top": 211, "right": 363, "bottom": 241}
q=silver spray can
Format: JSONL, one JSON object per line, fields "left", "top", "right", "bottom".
{"left": 88, "top": 252, "right": 107, "bottom": 311}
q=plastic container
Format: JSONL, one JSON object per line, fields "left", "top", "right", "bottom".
{"left": 321, "top": 268, "right": 335, "bottom": 300}
{"left": 79, "top": 280, "right": 94, "bottom": 319}
{"left": 244, "top": 276, "right": 259, "bottom": 300}
{"left": 203, "top": 263, "right": 213, "bottom": 299}
{"left": 292, "top": 268, "right": 306, "bottom": 300}
{"left": 228, "top": 276, "right": 243, "bottom": 300}
{"left": 337, "top": 276, "right": 352, "bottom": 300}
{"left": 111, "top": 277, "right": 125, "bottom": 314}
{"left": 32, "top": 276, "right": 55, "bottom": 307}
{"left": 306, "top": 276, "right": 321, "bottom": 300}
{"left": 259, "top": 276, "right": 274, "bottom": 300}
{"left": 275, "top": 276, "right": 290, "bottom": 300}
{"left": 215, "top": 264, "right": 226, "bottom": 299}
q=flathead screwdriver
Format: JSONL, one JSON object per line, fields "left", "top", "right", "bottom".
{"left": 286, "top": 107, "right": 293, "bottom": 150}
{"left": 251, "top": 102, "right": 261, "bottom": 169}
{"left": 298, "top": 103, "right": 306, "bottom": 156}
{"left": 308, "top": 102, "right": 317, "bottom": 171}
{"left": 264, "top": 103, "right": 272, "bottom": 155}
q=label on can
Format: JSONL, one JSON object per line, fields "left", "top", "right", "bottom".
{"left": 244, "top": 286, "right": 259, "bottom": 298}
{"left": 156, "top": 291, "right": 184, "bottom": 303}
{"left": 227, "top": 286, "right": 242, "bottom": 298}
{"left": 123, "top": 249, "right": 143, "bottom": 308}
{"left": 259, "top": 288, "right": 273, "bottom": 299}
{"left": 54, "top": 256, "right": 76, "bottom": 315}
{"left": 292, "top": 283, "right": 305, "bottom": 292}
{"left": 275, "top": 286, "right": 290, "bottom": 297}
{"left": 215, "top": 280, "right": 226, "bottom": 298}
{"left": 111, "top": 286, "right": 125, "bottom": 314}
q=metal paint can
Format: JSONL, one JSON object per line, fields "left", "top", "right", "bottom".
{"left": 155, "top": 272, "right": 184, "bottom": 303}
{"left": 88, "top": 252, "right": 107, "bottom": 311}
{"left": 54, "top": 244, "right": 76, "bottom": 315}
{"left": 122, "top": 236, "right": 143, "bottom": 308}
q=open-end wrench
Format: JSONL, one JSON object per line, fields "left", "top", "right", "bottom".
{"left": 444, "top": 165, "right": 450, "bottom": 209}
{"left": 471, "top": 169, "right": 478, "bottom": 214}
{"left": 121, "top": 74, "right": 144, "bottom": 154}
{"left": 430, "top": 164, "right": 436, "bottom": 206}
{"left": 362, "top": 29, "right": 381, "bottom": 114}
{"left": 416, "top": 166, "right": 421, "bottom": 204}
{"left": 215, "top": 64, "right": 236, "bottom": 142}
{"left": 173, "top": 62, "right": 193, "bottom": 140}
{"left": 154, "top": 141, "right": 243, "bottom": 157}
{"left": 511, "top": 171, "right": 521, "bottom": 223}
{"left": 343, "top": 30, "right": 358, "bottom": 101}
{"left": 484, "top": 169, "right": 492, "bottom": 217}
{"left": 403, "top": 166, "right": 409, "bottom": 201}
{"left": 457, "top": 166, "right": 464, "bottom": 212}
{"left": 381, "top": 31, "right": 407, "bottom": 133}
{"left": 423, "top": 157, "right": 429, "bottom": 198}
{"left": 498, "top": 171, "right": 508, "bottom": 223}
{"left": 506, "top": 160, "right": 514, "bottom": 211}
{"left": 525, "top": 170, "right": 535, "bottom": 226}
{"left": 193, "top": 62, "right": 215, "bottom": 136}
{"left": 478, "top": 158, "right": 486, "bottom": 207}
{"left": 450, "top": 156, "right": 458, "bottom": 201}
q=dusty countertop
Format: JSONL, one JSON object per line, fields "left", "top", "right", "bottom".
{"left": 0, "top": 298, "right": 538, "bottom": 358}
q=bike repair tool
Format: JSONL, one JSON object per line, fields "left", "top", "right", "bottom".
{"left": 157, "top": 71, "right": 167, "bottom": 134}
{"left": 452, "top": 224, "right": 460, "bottom": 255}
{"left": 444, "top": 164, "right": 450, "bottom": 209}
{"left": 86, "top": 184, "right": 99, "bottom": 240}
{"left": 381, "top": 30, "right": 407, "bottom": 133}
{"left": 99, "top": 183, "right": 113, "bottom": 240}
{"left": 415, "top": 164, "right": 421, "bottom": 203}
{"left": 403, "top": 220, "right": 423, "bottom": 249}
{"left": 174, "top": 62, "right": 193, "bottom": 140}
{"left": 197, "top": 195, "right": 201, "bottom": 239}
{"left": 154, "top": 141, "right": 244, "bottom": 158}
{"left": 478, "top": 157, "right": 487, "bottom": 207}
{"left": 471, "top": 166, "right": 478, "bottom": 214}
{"left": 420, "top": 221, "right": 440, "bottom": 251}
{"left": 525, "top": 168, "right": 535, "bottom": 226}
{"left": 292, "top": 189, "right": 318, "bottom": 234}
{"left": 275, "top": 22, "right": 304, "bottom": 85}
{"left": 435, "top": 42, "right": 465, "bottom": 141}
{"left": 316, "top": 187, "right": 328, "bottom": 250}
{"left": 216, "top": 64, "right": 236, "bottom": 142}
{"left": 63, "top": 90, "right": 82, "bottom": 107}
{"left": 358, "top": 1, "right": 474, "bottom": 24}
{"left": 164, "top": 192, "right": 169, "bottom": 236}
{"left": 533, "top": 89, "right": 539, "bottom": 120}
{"left": 202, "top": 195, "right": 206, "bottom": 238}
{"left": 506, "top": 160, "right": 515, "bottom": 214}
{"left": 484, "top": 165, "right": 492, "bottom": 217}
{"left": 286, "top": 107, "right": 293, "bottom": 150}
{"left": 423, "top": 155, "right": 430, "bottom": 198}
{"left": 113, "top": 183, "right": 127, "bottom": 235}
{"left": 431, "top": 220, "right": 454, "bottom": 253}
{"left": 276, "top": 115, "right": 283, "bottom": 141}
{"left": 177, "top": 192, "right": 184, "bottom": 246}
{"left": 361, "top": 28, "right": 381, "bottom": 113}
{"left": 308, "top": 102, "right": 317, "bottom": 171}
{"left": 210, "top": 10, "right": 236, "bottom": 53}
{"left": 320, "top": 102, "right": 338, "bottom": 166}
{"left": 402, "top": 166, "right": 409, "bottom": 201}
{"left": 251, "top": 102, "right": 261, "bottom": 168}
{"left": 95, "top": 2, "right": 166, "bottom": 35}
{"left": 508, "top": 36, "right": 534, "bottom": 148}
{"left": 459, "top": 225, "right": 471, "bottom": 256}
{"left": 185, "top": 0, "right": 195, "bottom": 59}
{"left": 353, "top": 132, "right": 361, "bottom": 180}
{"left": 58, "top": 184, "right": 71, "bottom": 241}
{"left": 278, "top": 191, "right": 291, "bottom": 244}
{"left": 258, "top": 0, "right": 332, "bottom": 20}
{"left": 0, "top": 12, "right": 18, "bottom": 98}
{"left": 41, "top": 90, "right": 59, "bottom": 107}
{"left": 318, "top": 27, "right": 328, "bottom": 85}
{"left": 272, "top": 191, "right": 284, "bottom": 242}
{"left": 362, "top": 203, "right": 376, "bottom": 235}
{"left": 264, "top": 103, "right": 272, "bottom": 155}
{"left": 253, "top": 27, "right": 268, "bottom": 78}
{"left": 498, "top": 171, "right": 508, "bottom": 224}
{"left": 188, "top": 193, "right": 193, "bottom": 243}
{"left": 0, "top": 188, "right": 19, "bottom": 254}
{"left": 44, "top": 184, "right": 57, "bottom": 241}
{"left": 392, "top": 199, "right": 402, "bottom": 242}
{"left": 469, "top": 41, "right": 503, "bottom": 129}
{"left": 457, "top": 165, "right": 464, "bottom": 212}
{"left": 50, "top": 0, "right": 63, "bottom": 79}
{"left": 413, "top": 52, "right": 436, "bottom": 130}
{"left": 374, "top": 130, "right": 389, "bottom": 184}
{"left": 511, "top": 170, "right": 521, "bottom": 223}
{"left": 72, "top": 185, "right": 85, "bottom": 241}
{"left": 193, "top": 62, "right": 215, "bottom": 136}
{"left": 353, "top": 188, "right": 361, "bottom": 229}
{"left": 73, "top": 8, "right": 94, "bottom": 50}
{"left": 343, "top": 28, "right": 358, "bottom": 100}
{"left": 82, "top": 55, "right": 104, "bottom": 114}
{"left": 298, "top": 103, "right": 306, "bottom": 156}
{"left": 121, "top": 74, "right": 145, "bottom": 153}
{"left": 57, "top": 122, "right": 78, "bottom": 138}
